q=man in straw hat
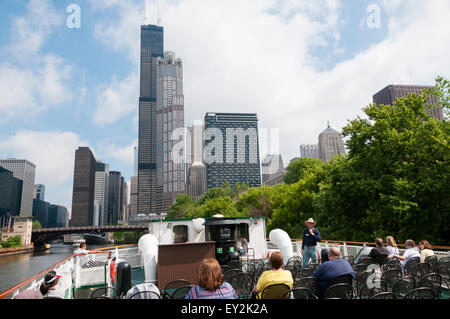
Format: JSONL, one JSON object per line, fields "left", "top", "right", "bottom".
{"left": 302, "top": 218, "right": 322, "bottom": 267}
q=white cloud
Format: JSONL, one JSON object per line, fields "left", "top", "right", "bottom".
{"left": 9, "top": 0, "right": 63, "bottom": 59}
{"left": 0, "top": 130, "right": 90, "bottom": 208}
{"left": 92, "top": 0, "right": 449, "bottom": 163}
{"left": 94, "top": 73, "right": 139, "bottom": 126}
{"left": 97, "top": 139, "right": 138, "bottom": 165}
{"left": 0, "top": 0, "right": 74, "bottom": 123}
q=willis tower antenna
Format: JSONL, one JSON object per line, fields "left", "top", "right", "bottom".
{"left": 144, "top": 0, "right": 162, "bottom": 26}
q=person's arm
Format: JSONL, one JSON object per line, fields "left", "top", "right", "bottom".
{"left": 313, "top": 229, "right": 321, "bottom": 242}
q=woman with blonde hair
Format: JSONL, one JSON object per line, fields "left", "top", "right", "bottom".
{"left": 386, "top": 236, "right": 400, "bottom": 256}
{"left": 185, "top": 258, "right": 237, "bottom": 299}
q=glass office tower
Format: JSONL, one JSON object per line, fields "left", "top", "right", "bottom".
{"left": 204, "top": 113, "right": 261, "bottom": 189}
{"left": 138, "top": 24, "right": 164, "bottom": 216}
{"left": 156, "top": 51, "right": 185, "bottom": 215}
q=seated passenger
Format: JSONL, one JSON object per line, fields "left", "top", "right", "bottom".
{"left": 389, "top": 239, "right": 420, "bottom": 269}
{"left": 418, "top": 240, "right": 435, "bottom": 263}
{"left": 185, "top": 258, "right": 237, "bottom": 299}
{"left": 368, "top": 238, "right": 389, "bottom": 266}
{"left": 312, "top": 247, "right": 355, "bottom": 298}
{"left": 253, "top": 251, "right": 293, "bottom": 298}
{"left": 40, "top": 271, "right": 64, "bottom": 299}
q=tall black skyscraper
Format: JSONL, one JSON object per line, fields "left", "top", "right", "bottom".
{"left": 138, "top": 24, "right": 164, "bottom": 216}
{"left": 204, "top": 113, "right": 261, "bottom": 189}
{"left": 0, "top": 167, "right": 23, "bottom": 228}
{"left": 70, "top": 147, "right": 96, "bottom": 226}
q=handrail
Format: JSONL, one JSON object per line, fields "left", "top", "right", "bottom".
{"left": 268, "top": 238, "right": 450, "bottom": 250}
{"left": 0, "top": 244, "right": 138, "bottom": 299}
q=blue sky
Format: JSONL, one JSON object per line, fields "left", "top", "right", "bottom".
{"left": 0, "top": 0, "right": 449, "bottom": 211}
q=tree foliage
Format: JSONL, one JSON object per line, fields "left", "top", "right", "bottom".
{"left": 166, "top": 77, "right": 449, "bottom": 245}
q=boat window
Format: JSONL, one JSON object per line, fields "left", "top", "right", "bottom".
{"left": 173, "top": 225, "right": 188, "bottom": 243}
{"left": 237, "top": 223, "right": 249, "bottom": 242}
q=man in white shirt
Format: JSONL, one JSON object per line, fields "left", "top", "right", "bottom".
{"left": 389, "top": 239, "right": 420, "bottom": 269}
{"left": 74, "top": 243, "right": 90, "bottom": 267}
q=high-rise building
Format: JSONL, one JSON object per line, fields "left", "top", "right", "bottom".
{"left": 204, "top": 113, "right": 261, "bottom": 189}
{"left": 35, "top": 184, "right": 45, "bottom": 201}
{"left": 261, "top": 154, "right": 284, "bottom": 185}
{"left": 300, "top": 144, "right": 319, "bottom": 159}
{"left": 186, "top": 122, "right": 207, "bottom": 200}
{"left": 318, "top": 123, "right": 347, "bottom": 163}
{"left": 70, "top": 147, "right": 96, "bottom": 227}
{"left": 373, "top": 85, "right": 444, "bottom": 120}
{"left": 0, "top": 167, "right": 23, "bottom": 228}
{"left": 138, "top": 24, "right": 164, "bottom": 216}
{"left": 120, "top": 176, "right": 128, "bottom": 221}
{"left": 94, "top": 162, "right": 109, "bottom": 226}
{"left": 155, "top": 51, "right": 185, "bottom": 215}
{"left": 0, "top": 159, "right": 36, "bottom": 218}
{"left": 32, "top": 199, "right": 67, "bottom": 228}
{"left": 107, "top": 171, "right": 122, "bottom": 225}
{"left": 129, "top": 176, "right": 138, "bottom": 218}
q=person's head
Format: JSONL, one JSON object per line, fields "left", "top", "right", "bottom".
{"left": 269, "top": 251, "right": 284, "bottom": 270}
{"left": 39, "top": 271, "right": 61, "bottom": 295}
{"left": 419, "top": 240, "right": 432, "bottom": 250}
{"left": 197, "top": 258, "right": 223, "bottom": 291}
{"left": 386, "top": 236, "right": 397, "bottom": 247}
{"left": 305, "top": 218, "right": 316, "bottom": 229}
{"left": 405, "top": 239, "right": 415, "bottom": 249}
{"left": 80, "top": 243, "right": 86, "bottom": 249}
{"left": 375, "top": 238, "right": 383, "bottom": 247}
{"left": 328, "top": 247, "right": 341, "bottom": 260}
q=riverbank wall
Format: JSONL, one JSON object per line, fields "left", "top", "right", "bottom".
{"left": 0, "top": 245, "right": 34, "bottom": 256}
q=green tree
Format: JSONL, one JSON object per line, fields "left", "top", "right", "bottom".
{"left": 317, "top": 83, "right": 450, "bottom": 244}
{"left": 32, "top": 220, "right": 42, "bottom": 230}
{"left": 284, "top": 157, "right": 325, "bottom": 184}
{"left": 166, "top": 194, "right": 196, "bottom": 219}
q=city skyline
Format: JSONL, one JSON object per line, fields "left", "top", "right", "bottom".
{"left": 0, "top": 0, "right": 449, "bottom": 210}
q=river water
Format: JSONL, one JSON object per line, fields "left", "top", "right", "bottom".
{"left": 0, "top": 243, "right": 112, "bottom": 293}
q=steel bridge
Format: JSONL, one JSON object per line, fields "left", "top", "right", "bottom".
{"left": 32, "top": 225, "right": 148, "bottom": 245}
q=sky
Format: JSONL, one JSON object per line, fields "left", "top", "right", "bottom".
{"left": 0, "top": 0, "right": 449, "bottom": 211}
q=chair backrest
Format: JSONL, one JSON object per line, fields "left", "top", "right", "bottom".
{"left": 163, "top": 279, "right": 191, "bottom": 299}
{"left": 129, "top": 291, "right": 161, "bottom": 299}
{"left": 418, "top": 273, "right": 442, "bottom": 299}
{"left": 299, "top": 267, "right": 315, "bottom": 278}
{"left": 403, "top": 287, "right": 435, "bottom": 299}
{"left": 424, "top": 255, "right": 438, "bottom": 272}
{"left": 358, "top": 279, "right": 387, "bottom": 299}
{"left": 294, "top": 277, "right": 319, "bottom": 297}
{"left": 229, "top": 272, "right": 254, "bottom": 298}
{"left": 412, "top": 262, "right": 430, "bottom": 280}
{"left": 404, "top": 257, "right": 420, "bottom": 274}
{"left": 260, "top": 283, "right": 291, "bottom": 299}
{"left": 320, "top": 249, "right": 329, "bottom": 263}
{"left": 224, "top": 269, "right": 243, "bottom": 284}
{"left": 436, "top": 257, "right": 450, "bottom": 278}
{"left": 323, "top": 283, "right": 355, "bottom": 299}
{"left": 392, "top": 278, "right": 414, "bottom": 298}
{"left": 171, "top": 285, "right": 195, "bottom": 299}
{"left": 370, "top": 292, "right": 396, "bottom": 300}
{"left": 329, "top": 274, "right": 353, "bottom": 286}
{"left": 282, "top": 287, "right": 318, "bottom": 300}
{"left": 90, "top": 287, "right": 121, "bottom": 299}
